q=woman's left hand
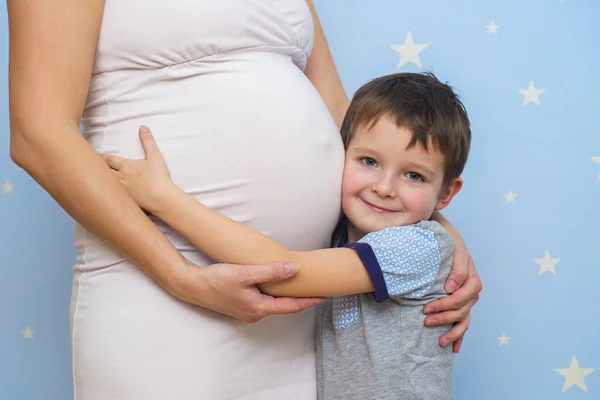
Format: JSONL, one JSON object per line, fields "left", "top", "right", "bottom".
{"left": 101, "top": 126, "right": 174, "bottom": 213}
{"left": 424, "top": 247, "right": 482, "bottom": 353}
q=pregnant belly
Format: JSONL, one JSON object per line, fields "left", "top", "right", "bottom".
{"left": 78, "top": 52, "right": 345, "bottom": 268}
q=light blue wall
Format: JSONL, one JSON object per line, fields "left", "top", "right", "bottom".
{"left": 1, "top": 1, "right": 599, "bottom": 398}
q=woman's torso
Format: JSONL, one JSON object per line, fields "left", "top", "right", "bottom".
{"left": 72, "top": 1, "right": 344, "bottom": 398}
{"left": 79, "top": 0, "right": 344, "bottom": 264}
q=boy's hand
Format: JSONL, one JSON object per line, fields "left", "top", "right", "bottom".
{"left": 102, "top": 126, "right": 174, "bottom": 213}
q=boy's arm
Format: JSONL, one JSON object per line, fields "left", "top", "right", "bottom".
{"left": 153, "top": 186, "right": 374, "bottom": 298}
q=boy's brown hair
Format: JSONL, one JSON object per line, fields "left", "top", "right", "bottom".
{"left": 340, "top": 72, "right": 471, "bottom": 190}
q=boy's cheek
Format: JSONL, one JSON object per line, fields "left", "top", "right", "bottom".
{"left": 406, "top": 187, "right": 439, "bottom": 215}
{"left": 341, "top": 170, "right": 362, "bottom": 198}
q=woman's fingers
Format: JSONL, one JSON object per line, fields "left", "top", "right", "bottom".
{"left": 240, "top": 262, "right": 300, "bottom": 286}
{"left": 259, "top": 295, "right": 326, "bottom": 318}
{"left": 438, "top": 314, "right": 470, "bottom": 351}
{"left": 181, "top": 262, "right": 325, "bottom": 323}
{"left": 424, "top": 295, "right": 477, "bottom": 327}
{"left": 445, "top": 247, "right": 471, "bottom": 293}
{"left": 425, "top": 269, "right": 481, "bottom": 315}
{"left": 452, "top": 334, "right": 465, "bottom": 353}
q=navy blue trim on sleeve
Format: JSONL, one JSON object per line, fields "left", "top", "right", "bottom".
{"left": 345, "top": 242, "right": 389, "bottom": 302}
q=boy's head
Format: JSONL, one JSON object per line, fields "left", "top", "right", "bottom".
{"left": 340, "top": 72, "right": 471, "bottom": 238}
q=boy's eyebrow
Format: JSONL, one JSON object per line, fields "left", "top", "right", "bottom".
{"left": 351, "top": 146, "right": 379, "bottom": 155}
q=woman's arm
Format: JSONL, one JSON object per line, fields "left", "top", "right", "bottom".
{"left": 430, "top": 210, "right": 483, "bottom": 351}
{"left": 8, "top": 0, "right": 184, "bottom": 287}
{"left": 304, "top": 0, "right": 350, "bottom": 129}
{"left": 432, "top": 211, "right": 466, "bottom": 250}
{"left": 430, "top": 210, "right": 478, "bottom": 292}
{"left": 6, "top": 0, "right": 321, "bottom": 323}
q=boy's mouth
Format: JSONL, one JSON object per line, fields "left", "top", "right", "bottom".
{"left": 361, "top": 198, "right": 396, "bottom": 214}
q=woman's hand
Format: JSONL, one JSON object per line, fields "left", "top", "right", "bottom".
{"left": 170, "top": 259, "right": 326, "bottom": 323}
{"left": 102, "top": 126, "right": 174, "bottom": 214}
{"left": 424, "top": 246, "right": 482, "bottom": 353}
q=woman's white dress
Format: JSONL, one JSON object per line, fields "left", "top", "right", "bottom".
{"left": 70, "top": 1, "right": 345, "bottom": 398}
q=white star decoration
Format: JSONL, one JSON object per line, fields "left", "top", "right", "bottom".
{"left": 555, "top": 355, "right": 595, "bottom": 392}
{"left": 534, "top": 250, "right": 561, "bottom": 276}
{"left": 504, "top": 190, "right": 518, "bottom": 203}
{"left": 519, "top": 81, "right": 545, "bottom": 106}
{"left": 592, "top": 156, "right": 600, "bottom": 181}
{"left": 1, "top": 180, "right": 15, "bottom": 194}
{"left": 22, "top": 327, "right": 35, "bottom": 339}
{"left": 498, "top": 333, "right": 510, "bottom": 346}
{"left": 390, "top": 31, "right": 429, "bottom": 68}
{"left": 486, "top": 21, "right": 500, "bottom": 34}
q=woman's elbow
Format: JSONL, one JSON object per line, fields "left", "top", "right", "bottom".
{"left": 10, "top": 124, "right": 50, "bottom": 172}
{"left": 9, "top": 118, "right": 73, "bottom": 169}
{"left": 9, "top": 127, "right": 31, "bottom": 168}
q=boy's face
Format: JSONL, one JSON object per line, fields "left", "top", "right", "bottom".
{"left": 341, "top": 116, "right": 461, "bottom": 239}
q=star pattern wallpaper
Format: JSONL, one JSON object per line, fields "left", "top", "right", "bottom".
{"left": 1, "top": 0, "right": 599, "bottom": 399}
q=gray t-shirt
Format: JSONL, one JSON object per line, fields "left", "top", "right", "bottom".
{"left": 316, "top": 219, "right": 454, "bottom": 400}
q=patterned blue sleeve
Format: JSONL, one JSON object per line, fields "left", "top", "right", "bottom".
{"left": 348, "top": 226, "right": 441, "bottom": 301}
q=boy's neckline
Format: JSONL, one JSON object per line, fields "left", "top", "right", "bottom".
{"left": 336, "top": 213, "right": 436, "bottom": 244}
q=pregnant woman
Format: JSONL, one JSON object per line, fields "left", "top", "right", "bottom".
{"left": 7, "top": 0, "right": 482, "bottom": 398}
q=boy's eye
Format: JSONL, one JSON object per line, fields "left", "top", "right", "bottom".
{"left": 361, "top": 157, "right": 378, "bottom": 167}
{"left": 406, "top": 172, "right": 423, "bottom": 182}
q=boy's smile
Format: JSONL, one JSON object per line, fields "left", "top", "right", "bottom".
{"left": 341, "top": 115, "right": 460, "bottom": 241}
{"left": 360, "top": 198, "right": 397, "bottom": 214}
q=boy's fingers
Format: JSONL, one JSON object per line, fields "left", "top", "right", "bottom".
{"left": 139, "top": 126, "right": 163, "bottom": 160}
{"left": 101, "top": 154, "right": 124, "bottom": 171}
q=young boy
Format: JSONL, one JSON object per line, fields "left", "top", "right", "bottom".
{"left": 104, "top": 72, "right": 471, "bottom": 399}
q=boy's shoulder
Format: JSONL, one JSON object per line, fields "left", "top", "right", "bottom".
{"left": 355, "top": 221, "right": 454, "bottom": 302}
{"left": 330, "top": 216, "right": 453, "bottom": 253}
{"left": 361, "top": 220, "right": 453, "bottom": 249}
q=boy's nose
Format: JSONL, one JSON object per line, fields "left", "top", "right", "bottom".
{"left": 372, "top": 175, "right": 396, "bottom": 198}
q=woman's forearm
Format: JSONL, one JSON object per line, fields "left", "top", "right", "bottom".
{"left": 431, "top": 210, "right": 467, "bottom": 249}
{"left": 10, "top": 127, "right": 187, "bottom": 291}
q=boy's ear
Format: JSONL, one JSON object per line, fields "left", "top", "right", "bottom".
{"left": 435, "top": 177, "right": 463, "bottom": 211}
